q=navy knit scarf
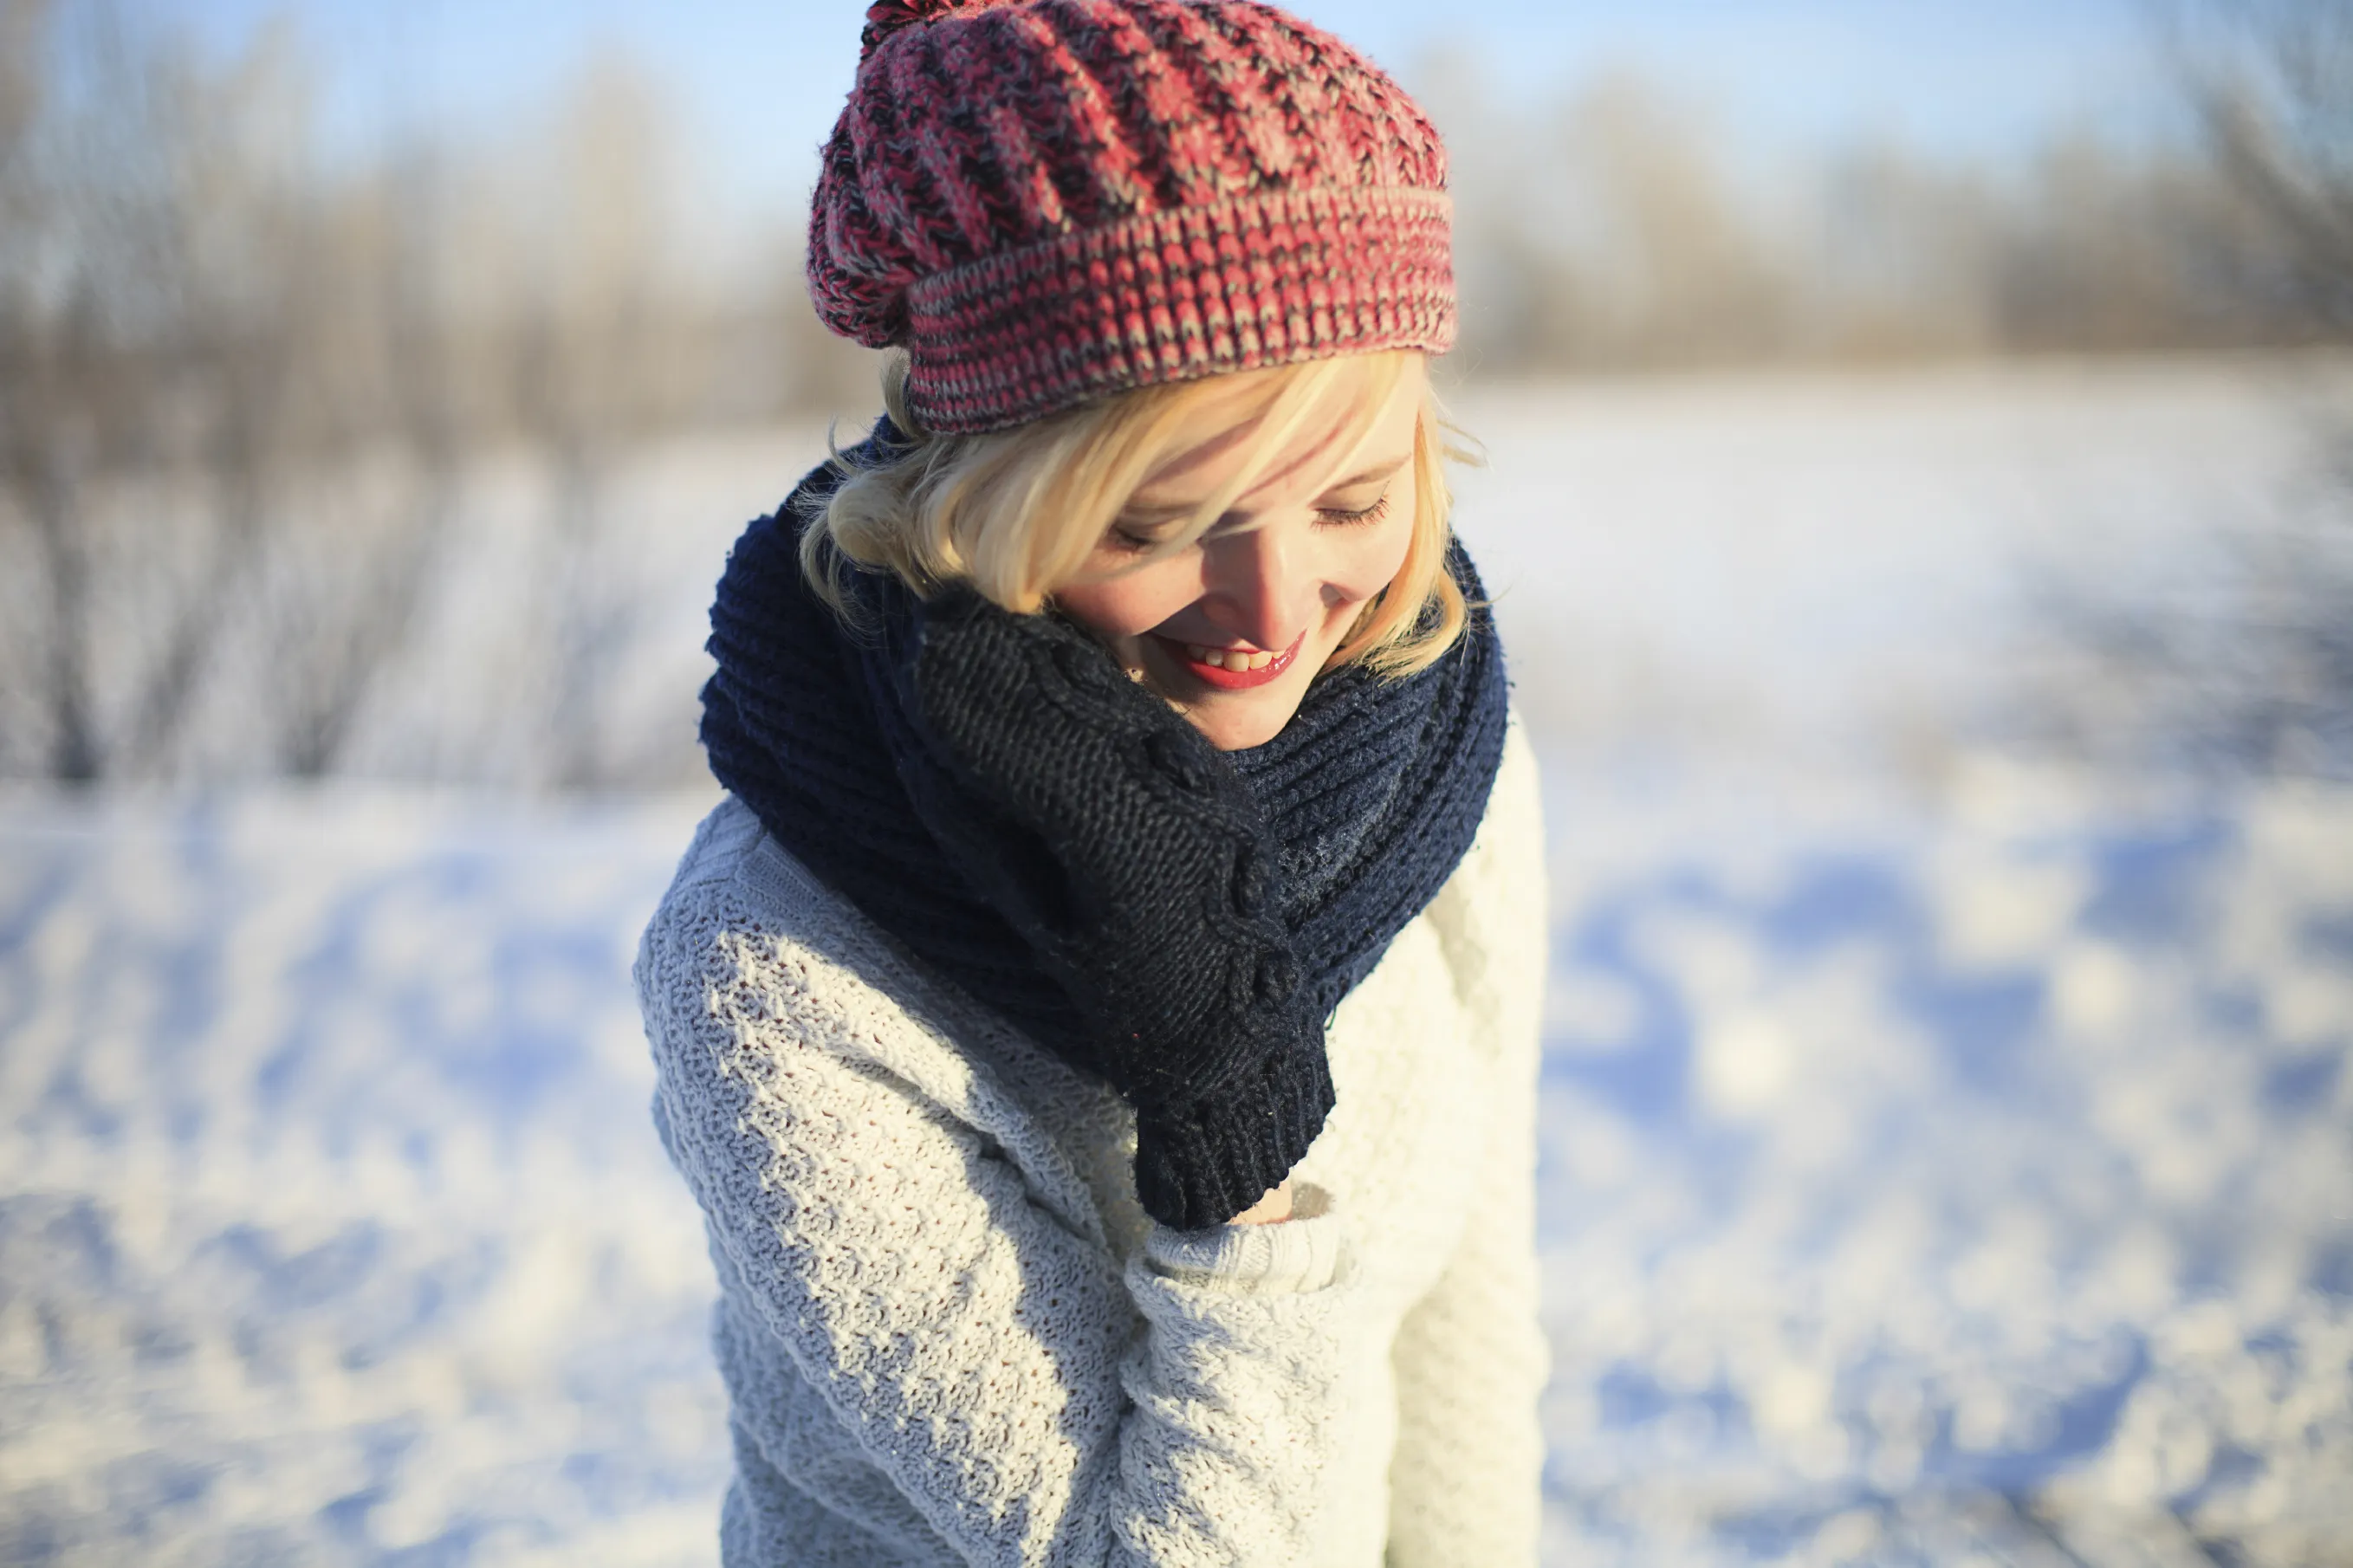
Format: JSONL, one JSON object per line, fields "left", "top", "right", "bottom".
{"left": 702, "top": 424, "right": 1509, "bottom": 1229}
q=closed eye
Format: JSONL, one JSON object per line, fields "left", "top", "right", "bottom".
{"left": 1316, "top": 490, "right": 1393, "bottom": 527}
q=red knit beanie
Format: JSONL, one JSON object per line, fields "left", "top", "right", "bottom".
{"left": 810, "top": 0, "right": 1455, "bottom": 435}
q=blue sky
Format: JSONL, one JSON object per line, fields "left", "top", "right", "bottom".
{"left": 146, "top": 0, "right": 2174, "bottom": 249}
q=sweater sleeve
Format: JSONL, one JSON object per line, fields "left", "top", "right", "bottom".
{"left": 1384, "top": 720, "right": 1551, "bottom": 1567}
{"left": 636, "top": 856, "right": 1359, "bottom": 1568}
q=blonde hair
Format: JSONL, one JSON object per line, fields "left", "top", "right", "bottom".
{"left": 801, "top": 349, "right": 1472, "bottom": 679}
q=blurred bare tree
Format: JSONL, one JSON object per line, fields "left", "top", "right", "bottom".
{"left": 2171, "top": 0, "right": 2352, "bottom": 327}
{"left": 0, "top": 3, "right": 877, "bottom": 788}
{"left": 0, "top": 0, "right": 258, "bottom": 782}
{"left": 5, "top": 1, "right": 2346, "bottom": 788}
{"left": 2006, "top": 0, "right": 2353, "bottom": 780}
{"left": 0, "top": 3, "right": 466, "bottom": 781}
{"left": 1417, "top": 46, "right": 2339, "bottom": 375}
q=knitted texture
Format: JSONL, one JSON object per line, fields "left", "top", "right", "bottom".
{"left": 699, "top": 431, "right": 1508, "bottom": 1229}
{"left": 810, "top": 0, "right": 1455, "bottom": 432}
{"left": 635, "top": 720, "right": 1549, "bottom": 1565}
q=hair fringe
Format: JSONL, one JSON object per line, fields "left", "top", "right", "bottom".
{"left": 801, "top": 351, "right": 1481, "bottom": 680}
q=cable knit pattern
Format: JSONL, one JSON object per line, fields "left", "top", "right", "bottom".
{"left": 637, "top": 719, "right": 1547, "bottom": 1567}
{"left": 701, "top": 434, "right": 1508, "bottom": 1230}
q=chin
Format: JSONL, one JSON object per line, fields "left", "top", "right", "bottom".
{"left": 1127, "top": 634, "right": 1326, "bottom": 751}
{"left": 1189, "top": 692, "right": 1303, "bottom": 751}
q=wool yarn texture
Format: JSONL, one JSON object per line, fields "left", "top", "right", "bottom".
{"left": 699, "top": 424, "right": 1510, "bottom": 1229}
{"left": 809, "top": 0, "right": 1456, "bottom": 433}
{"left": 634, "top": 729, "right": 1551, "bottom": 1564}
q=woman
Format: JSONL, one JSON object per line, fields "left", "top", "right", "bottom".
{"left": 636, "top": 1, "right": 1548, "bottom": 1562}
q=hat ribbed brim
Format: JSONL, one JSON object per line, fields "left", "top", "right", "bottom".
{"left": 901, "top": 185, "right": 1455, "bottom": 435}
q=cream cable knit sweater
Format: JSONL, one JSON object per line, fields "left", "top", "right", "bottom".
{"left": 635, "top": 720, "right": 1548, "bottom": 1567}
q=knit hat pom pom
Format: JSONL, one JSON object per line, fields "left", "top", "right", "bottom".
{"left": 861, "top": 0, "right": 1014, "bottom": 56}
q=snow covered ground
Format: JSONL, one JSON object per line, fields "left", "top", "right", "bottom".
{"left": 0, "top": 794, "right": 726, "bottom": 1565}
{"left": 3, "top": 360, "right": 2350, "bottom": 1565}
{"left": 1527, "top": 761, "right": 2353, "bottom": 1566}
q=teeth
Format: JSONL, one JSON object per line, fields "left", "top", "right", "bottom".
{"left": 1182, "top": 643, "right": 1280, "bottom": 672}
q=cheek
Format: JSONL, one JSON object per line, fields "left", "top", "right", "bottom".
{"left": 1053, "top": 557, "right": 1202, "bottom": 642}
{"left": 1332, "top": 497, "right": 1417, "bottom": 604}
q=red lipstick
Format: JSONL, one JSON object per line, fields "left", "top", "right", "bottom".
{"left": 1152, "top": 632, "right": 1305, "bottom": 691}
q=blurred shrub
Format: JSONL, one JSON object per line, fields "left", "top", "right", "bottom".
{"left": 2, "top": 0, "right": 2346, "bottom": 788}
{"left": 2001, "top": 0, "right": 2353, "bottom": 783}
{"left": 1419, "top": 44, "right": 2340, "bottom": 375}
{"left": 0, "top": 1, "right": 875, "bottom": 787}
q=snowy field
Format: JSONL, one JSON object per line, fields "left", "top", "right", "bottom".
{"left": 3, "top": 360, "right": 2350, "bottom": 1565}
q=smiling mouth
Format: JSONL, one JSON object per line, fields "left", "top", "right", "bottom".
{"left": 1151, "top": 632, "right": 1306, "bottom": 691}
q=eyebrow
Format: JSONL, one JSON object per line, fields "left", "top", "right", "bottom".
{"left": 1322, "top": 452, "right": 1414, "bottom": 490}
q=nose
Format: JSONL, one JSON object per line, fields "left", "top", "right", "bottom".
{"left": 1197, "top": 525, "right": 1319, "bottom": 651}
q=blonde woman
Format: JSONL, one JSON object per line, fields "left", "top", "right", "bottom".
{"left": 635, "top": 1, "right": 1548, "bottom": 1562}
